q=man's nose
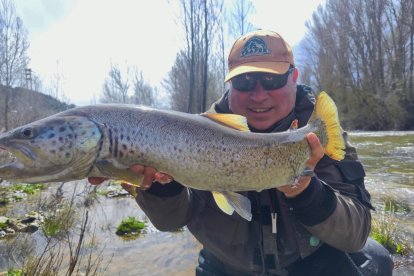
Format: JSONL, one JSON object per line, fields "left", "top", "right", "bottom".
{"left": 249, "top": 82, "right": 268, "bottom": 101}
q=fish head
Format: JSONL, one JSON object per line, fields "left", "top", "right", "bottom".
{"left": 0, "top": 115, "right": 102, "bottom": 183}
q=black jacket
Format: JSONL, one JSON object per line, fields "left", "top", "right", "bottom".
{"left": 136, "top": 85, "right": 373, "bottom": 275}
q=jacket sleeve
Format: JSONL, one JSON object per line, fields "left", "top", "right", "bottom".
{"left": 135, "top": 181, "right": 195, "bottom": 231}
{"left": 285, "top": 131, "right": 372, "bottom": 252}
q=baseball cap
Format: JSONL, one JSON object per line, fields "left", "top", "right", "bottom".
{"left": 224, "top": 30, "right": 295, "bottom": 82}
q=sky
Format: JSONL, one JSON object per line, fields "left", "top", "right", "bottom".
{"left": 13, "top": 0, "right": 326, "bottom": 106}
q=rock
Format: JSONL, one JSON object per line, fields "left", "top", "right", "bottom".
{"left": 24, "top": 222, "right": 40, "bottom": 233}
{"left": 0, "top": 216, "right": 9, "bottom": 225}
{"left": 5, "top": 227, "right": 15, "bottom": 235}
{"left": 21, "top": 211, "right": 44, "bottom": 224}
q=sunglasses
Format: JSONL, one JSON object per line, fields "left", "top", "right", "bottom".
{"left": 231, "top": 68, "right": 295, "bottom": 92}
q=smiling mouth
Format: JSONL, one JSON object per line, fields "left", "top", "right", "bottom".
{"left": 248, "top": 107, "right": 272, "bottom": 113}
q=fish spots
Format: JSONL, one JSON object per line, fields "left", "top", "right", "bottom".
{"left": 48, "top": 133, "right": 55, "bottom": 139}
{"left": 59, "top": 127, "right": 66, "bottom": 132}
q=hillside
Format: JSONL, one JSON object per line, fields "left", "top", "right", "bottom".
{"left": 0, "top": 85, "right": 76, "bottom": 131}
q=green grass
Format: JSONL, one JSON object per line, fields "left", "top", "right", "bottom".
{"left": 370, "top": 202, "right": 412, "bottom": 255}
{"left": 116, "top": 216, "right": 146, "bottom": 236}
{"left": 0, "top": 222, "right": 7, "bottom": 230}
{"left": 9, "top": 183, "right": 44, "bottom": 195}
{"left": 6, "top": 268, "right": 23, "bottom": 276}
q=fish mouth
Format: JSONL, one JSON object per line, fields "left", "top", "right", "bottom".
{"left": 0, "top": 144, "right": 41, "bottom": 181}
{"left": 0, "top": 145, "right": 17, "bottom": 167}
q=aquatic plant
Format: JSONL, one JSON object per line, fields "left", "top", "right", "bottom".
{"left": 116, "top": 216, "right": 146, "bottom": 236}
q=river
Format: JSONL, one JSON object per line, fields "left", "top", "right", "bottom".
{"left": 0, "top": 131, "right": 413, "bottom": 275}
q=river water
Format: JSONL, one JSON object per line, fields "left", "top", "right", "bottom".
{"left": 0, "top": 131, "right": 413, "bottom": 275}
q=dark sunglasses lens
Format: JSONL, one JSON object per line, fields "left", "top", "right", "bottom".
{"left": 231, "top": 74, "right": 257, "bottom": 91}
{"left": 260, "top": 74, "right": 288, "bottom": 90}
{"left": 232, "top": 69, "right": 294, "bottom": 91}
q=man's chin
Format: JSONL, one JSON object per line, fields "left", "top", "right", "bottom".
{"left": 247, "top": 121, "right": 274, "bottom": 131}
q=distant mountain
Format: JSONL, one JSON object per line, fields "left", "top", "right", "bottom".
{"left": 0, "top": 85, "right": 76, "bottom": 131}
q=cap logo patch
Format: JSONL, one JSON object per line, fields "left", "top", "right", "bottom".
{"left": 240, "top": 37, "right": 271, "bottom": 57}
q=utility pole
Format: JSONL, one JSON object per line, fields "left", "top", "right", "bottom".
{"left": 25, "top": 68, "right": 33, "bottom": 90}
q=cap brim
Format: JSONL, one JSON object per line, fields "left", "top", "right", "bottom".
{"left": 224, "top": 62, "right": 291, "bottom": 82}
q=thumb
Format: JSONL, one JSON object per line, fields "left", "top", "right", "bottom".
{"left": 306, "top": 133, "right": 324, "bottom": 169}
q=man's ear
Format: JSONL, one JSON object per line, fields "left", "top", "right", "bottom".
{"left": 293, "top": 68, "right": 299, "bottom": 82}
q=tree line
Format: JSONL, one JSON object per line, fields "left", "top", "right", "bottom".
{"left": 300, "top": 0, "right": 414, "bottom": 130}
{"left": 1, "top": 0, "right": 413, "bottom": 130}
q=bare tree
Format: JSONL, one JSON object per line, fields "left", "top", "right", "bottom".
{"left": 301, "top": 0, "right": 414, "bottom": 130}
{"left": 131, "top": 70, "right": 155, "bottom": 106}
{"left": 100, "top": 64, "right": 156, "bottom": 106}
{"left": 228, "top": 0, "right": 255, "bottom": 39}
{"left": 100, "top": 64, "right": 130, "bottom": 104}
{"left": 0, "top": 0, "right": 29, "bottom": 87}
{"left": 0, "top": 0, "right": 30, "bottom": 130}
{"left": 165, "top": 0, "right": 223, "bottom": 113}
{"left": 163, "top": 50, "right": 190, "bottom": 112}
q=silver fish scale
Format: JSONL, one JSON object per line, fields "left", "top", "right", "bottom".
{"left": 67, "top": 105, "right": 316, "bottom": 192}
{"left": 0, "top": 104, "right": 321, "bottom": 190}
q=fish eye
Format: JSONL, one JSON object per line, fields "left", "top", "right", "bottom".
{"left": 21, "top": 127, "right": 34, "bottom": 138}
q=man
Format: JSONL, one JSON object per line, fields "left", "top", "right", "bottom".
{"left": 90, "top": 30, "right": 393, "bottom": 275}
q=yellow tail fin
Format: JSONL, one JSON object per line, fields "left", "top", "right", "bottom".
{"left": 315, "top": 92, "right": 345, "bottom": 160}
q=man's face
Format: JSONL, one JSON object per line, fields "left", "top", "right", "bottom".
{"left": 229, "top": 69, "right": 298, "bottom": 131}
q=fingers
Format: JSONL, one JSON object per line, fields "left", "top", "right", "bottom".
{"left": 140, "top": 166, "right": 157, "bottom": 190}
{"left": 154, "top": 172, "right": 174, "bottom": 184}
{"left": 88, "top": 164, "right": 173, "bottom": 193}
{"left": 129, "top": 164, "right": 173, "bottom": 188}
{"left": 88, "top": 177, "right": 107, "bottom": 185}
{"left": 277, "top": 133, "right": 325, "bottom": 198}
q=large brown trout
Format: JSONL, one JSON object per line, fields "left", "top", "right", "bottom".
{"left": 0, "top": 92, "right": 344, "bottom": 220}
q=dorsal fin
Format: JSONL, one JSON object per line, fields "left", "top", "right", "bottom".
{"left": 289, "top": 119, "right": 298, "bottom": 131}
{"left": 201, "top": 113, "right": 250, "bottom": 132}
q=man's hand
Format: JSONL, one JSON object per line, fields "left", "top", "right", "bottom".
{"left": 277, "top": 132, "right": 325, "bottom": 198}
{"left": 87, "top": 165, "right": 173, "bottom": 196}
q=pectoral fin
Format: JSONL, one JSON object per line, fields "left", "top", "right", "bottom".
{"left": 94, "top": 160, "right": 143, "bottom": 187}
{"left": 212, "top": 191, "right": 252, "bottom": 221}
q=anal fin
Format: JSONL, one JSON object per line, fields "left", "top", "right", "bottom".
{"left": 212, "top": 191, "right": 252, "bottom": 221}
